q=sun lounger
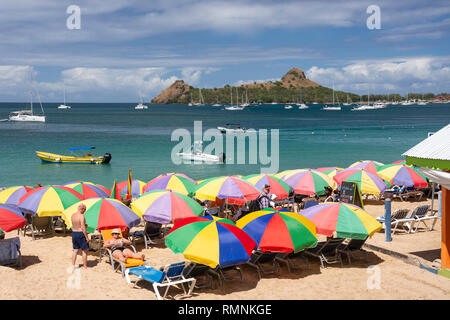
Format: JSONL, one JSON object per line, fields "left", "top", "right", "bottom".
{"left": 337, "top": 237, "right": 369, "bottom": 264}
{"left": 304, "top": 237, "right": 345, "bottom": 268}
{"left": 0, "top": 237, "right": 22, "bottom": 268}
{"left": 213, "top": 265, "right": 244, "bottom": 287}
{"left": 125, "top": 262, "right": 196, "bottom": 300}
{"left": 274, "top": 250, "right": 310, "bottom": 273}
{"left": 376, "top": 208, "right": 411, "bottom": 234}
{"left": 99, "top": 229, "right": 148, "bottom": 277}
{"left": 51, "top": 216, "right": 68, "bottom": 235}
{"left": 129, "top": 221, "right": 164, "bottom": 249}
{"left": 398, "top": 190, "right": 424, "bottom": 202}
{"left": 182, "top": 262, "right": 218, "bottom": 289}
{"left": 410, "top": 204, "right": 439, "bottom": 232}
{"left": 21, "top": 214, "right": 53, "bottom": 240}
{"left": 246, "top": 250, "right": 280, "bottom": 279}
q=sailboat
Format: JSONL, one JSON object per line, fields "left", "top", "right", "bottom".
{"left": 9, "top": 67, "right": 46, "bottom": 122}
{"left": 212, "top": 96, "right": 222, "bottom": 107}
{"left": 417, "top": 94, "right": 428, "bottom": 105}
{"left": 401, "top": 93, "right": 414, "bottom": 105}
{"left": 322, "top": 83, "right": 341, "bottom": 111}
{"left": 58, "top": 84, "right": 71, "bottom": 109}
{"left": 342, "top": 94, "right": 352, "bottom": 106}
{"left": 296, "top": 94, "right": 309, "bottom": 109}
{"left": 193, "top": 89, "right": 205, "bottom": 106}
{"left": 188, "top": 92, "right": 194, "bottom": 106}
{"left": 225, "top": 87, "right": 245, "bottom": 110}
{"left": 240, "top": 89, "right": 250, "bottom": 107}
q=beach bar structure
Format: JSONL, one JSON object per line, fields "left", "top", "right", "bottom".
{"left": 403, "top": 123, "right": 450, "bottom": 272}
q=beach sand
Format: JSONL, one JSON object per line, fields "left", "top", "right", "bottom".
{"left": 1, "top": 198, "right": 449, "bottom": 300}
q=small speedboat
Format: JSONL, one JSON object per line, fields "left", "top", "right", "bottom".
{"left": 36, "top": 147, "right": 111, "bottom": 164}
{"left": 217, "top": 124, "right": 256, "bottom": 134}
{"left": 284, "top": 105, "right": 293, "bottom": 109}
{"left": 176, "top": 141, "right": 225, "bottom": 163}
{"left": 322, "top": 105, "right": 341, "bottom": 111}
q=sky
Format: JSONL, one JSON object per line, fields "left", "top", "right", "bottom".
{"left": 0, "top": 0, "right": 449, "bottom": 102}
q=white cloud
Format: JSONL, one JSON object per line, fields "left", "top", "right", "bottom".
{"left": 306, "top": 57, "right": 450, "bottom": 94}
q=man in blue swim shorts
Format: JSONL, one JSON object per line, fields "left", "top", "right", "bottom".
{"left": 71, "top": 204, "right": 90, "bottom": 269}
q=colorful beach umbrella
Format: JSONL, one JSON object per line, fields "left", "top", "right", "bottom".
{"left": 316, "top": 167, "right": 344, "bottom": 172}
{"left": 392, "top": 160, "right": 406, "bottom": 165}
{"left": 236, "top": 208, "right": 317, "bottom": 253}
{"left": 0, "top": 204, "right": 27, "bottom": 232}
{"left": 143, "top": 173, "right": 197, "bottom": 196}
{"left": 203, "top": 215, "right": 236, "bottom": 225}
{"left": 131, "top": 190, "right": 204, "bottom": 224}
{"left": 18, "top": 186, "right": 83, "bottom": 217}
{"left": 63, "top": 182, "right": 110, "bottom": 199}
{"left": 165, "top": 216, "right": 257, "bottom": 268}
{"left": 320, "top": 169, "right": 341, "bottom": 179}
{"left": 243, "top": 174, "right": 291, "bottom": 199}
{"left": 0, "top": 186, "right": 34, "bottom": 206}
{"left": 281, "top": 169, "right": 335, "bottom": 196}
{"left": 110, "top": 180, "right": 121, "bottom": 200}
{"left": 348, "top": 160, "right": 384, "bottom": 174}
{"left": 194, "top": 176, "right": 260, "bottom": 202}
{"left": 376, "top": 164, "right": 428, "bottom": 188}
{"left": 301, "top": 202, "right": 382, "bottom": 239}
{"left": 62, "top": 198, "right": 141, "bottom": 233}
{"left": 117, "top": 179, "right": 146, "bottom": 198}
{"left": 273, "top": 169, "right": 307, "bottom": 180}
{"left": 333, "top": 169, "right": 387, "bottom": 195}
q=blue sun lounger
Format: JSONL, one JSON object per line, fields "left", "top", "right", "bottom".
{"left": 125, "top": 262, "right": 196, "bottom": 300}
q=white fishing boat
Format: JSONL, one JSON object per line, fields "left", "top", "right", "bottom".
{"left": 58, "top": 85, "right": 71, "bottom": 109}
{"left": 217, "top": 124, "right": 256, "bottom": 134}
{"left": 135, "top": 95, "right": 148, "bottom": 109}
{"left": 9, "top": 68, "right": 46, "bottom": 122}
{"left": 298, "top": 104, "right": 309, "bottom": 109}
{"left": 176, "top": 141, "right": 225, "bottom": 163}
{"left": 284, "top": 105, "right": 293, "bottom": 109}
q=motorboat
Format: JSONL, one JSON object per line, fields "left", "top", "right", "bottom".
{"left": 176, "top": 141, "right": 225, "bottom": 163}
{"left": 217, "top": 124, "right": 256, "bottom": 134}
{"left": 322, "top": 105, "right": 341, "bottom": 111}
{"left": 297, "top": 103, "right": 309, "bottom": 109}
{"left": 284, "top": 105, "right": 293, "bottom": 109}
{"left": 36, "top": 147, "right": 111, "bottom": 164}
{"left": 225, "top": 105, "right": 245, "bottom": 110}
{"left": 135, "top": 103, "right": 148, "bottom": 109}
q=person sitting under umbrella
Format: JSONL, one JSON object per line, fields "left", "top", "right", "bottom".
{"left": 103, "top": 228, "right": 145, "bottom": 263}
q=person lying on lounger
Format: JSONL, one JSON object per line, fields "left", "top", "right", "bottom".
{"left": 103, "top": 228, "right": 145, "bottom": 263}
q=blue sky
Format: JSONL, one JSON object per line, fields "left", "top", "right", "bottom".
{"left": 0, "top": 0, "right": 449, "bottom": 102}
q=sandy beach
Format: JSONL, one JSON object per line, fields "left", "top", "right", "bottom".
{"left": 1, "top": 198, "right": 448, "bottom": 300}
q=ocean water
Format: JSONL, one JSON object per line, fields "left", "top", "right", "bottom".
{"left": 0, "top": 102, "right": 449, "bottom": 188}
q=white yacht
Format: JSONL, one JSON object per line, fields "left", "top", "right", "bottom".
{"left": 284, "top": 105, "right": 293, "bottom": 109}
{"left": 176, "top": 141, "right": 225, "bottom": 163}
{"left": 10, "top": 70, "right": 46, "bottom": 122}
{"left": 343, "top": 94, "right": 353, "bottom": 106}
{"left": 135, "top": 95, "right": 148, "bottom": 109}
{"left": 298, "top": 104, "right": 309, "bottom": 109}
{"left": 58, "top": 85, "right": 71, "bottom": 109}
{"left": 225, "top": 87, "right": 245, "bottom": 110}
{"left": 217, "top": 124, "right": 256, "bottom": 134}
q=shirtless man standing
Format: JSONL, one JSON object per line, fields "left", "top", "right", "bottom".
{"left": 71, "top": 204, "right": 90, "bottom": 269}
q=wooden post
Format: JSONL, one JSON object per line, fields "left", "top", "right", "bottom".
{"left": 442, "top": 187, "right": 450, "bottom": 269}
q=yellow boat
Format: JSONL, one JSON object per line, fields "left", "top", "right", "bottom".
{"left": 36, "top": 147, "right": 111, "bottom": 164}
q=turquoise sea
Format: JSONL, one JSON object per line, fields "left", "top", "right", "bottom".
{"left": 0, "top": 102, "right": 449, "bottom": 188}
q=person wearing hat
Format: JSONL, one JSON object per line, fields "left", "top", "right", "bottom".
{"left": 258, "top": 184, "right": 273, "bottom": 210}
{"left": 103, "top": 228, "right": 145, "bottom": 263}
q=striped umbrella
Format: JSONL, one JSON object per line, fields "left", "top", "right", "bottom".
{"left": 320, "top": 169, "right": 341, "bottom": 179}
{"left": 236, "top": 208, "right": 317, "bottom": 253}
{"left": 0, "top": 186, "right": 34, "bottom": 206}
{"left": 62, "top": 198, "right": 141, "bottom": 233}
{"left": 63, "top": 181, "right": 110, "bottom": 199}
{"left": 334, "top": 169, "right": 387, "bottom": 195}
{"left": 273, "top": 169, "right": 307, "bottom": 180}
{"left": 301, "top": 202, "right": 382, "bottom": 239}
{"left": 316, "top": 167, "right": 344, "bottom": 172}
{"left": 117, "top": 180, "right": 146, "bottom": 198}
{"left": 243, "top": 174, "right": 291, "bottom": 199}
{"left": 194, "top": 176, "right": 260, "bottom": 202}
{"left": 282, "top": 169, "right": 335, "bottom": 196}
{"left": 131, "top": 190, "right": 204, "bottom": 224}
{"left": 165, "top": 216, "right": 257, "bottom": 268}
{"left": 392, "top": 160, "right": 406, "bottom": 165}
{"left": 18, "top": 186, "right": 83, "bottom": 217}
{"left": 0, "top": 204, "right": 27, "bottom": 232}
{"left": 376, "top": 164, "right": 428, "bottom": 188}
{"left": 348, "top": 160, "right": 384, "bottom": 174}
{"left": 143, "top": 173, "right": 197, "bottom": 196}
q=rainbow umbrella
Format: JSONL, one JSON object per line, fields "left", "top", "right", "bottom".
{"left": 165, "top": 216, "right": 257, "bottom": 268}
{"left": 131, "top": 190, "right": 204, "bottom": 224}
{"left": 320, "top": 169, "right": 341, "bottom": 179}
{"left": 0, "top": 186, "right": 34, "bottom": 206}
{"left": 0, "top": 204, "right": 27, "bottom": 232}
{"left": 316, "top": 167, "right": 344, "bottom": 172}
{"left": 203, "top": 215, "right": 236, "bottom": 225}
{"left": 236, "top": 208, "right": 317, "bottom": 253}
{"left": 273, "top": 169, "right": 307, "bottom": 180}
{"left": 376, "top": 164, "right": 428, "bottom": 188}
{"left": 392, "top": 160, "right": 406, "bottom": 165}
{"left": 143, "top": 173, "right": 197, "bottom": 196}
{"left": 63, "top": 181, "right": 110, "bottom": 199}
{"left": 18, "top": 186, "right": 83, "bottom": 217}
{"left": 110, "top": 180, "right": 121, "bottom": 200}
{"left": 348, "top": 160, "right": 384, "bottom": 174}
{"left": 243, "top": 174, "right": 291, "bottom": 199}
{"left": 194, "top": 176, "right": 260, "bottom": 202}
{"left": 282, "top": 169, "right": 335, "bottom": 196}
{"left": 333, "top": 169, "right": 387, "bottom": 195}
{"left": 301, "top": 202, "right": 382, "bottom": 239}
{"left": 62, "top": 198, "right": 141, "bottom": 233}
{"left": 117, "top": 180, "right": 146, "bottom": 198}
